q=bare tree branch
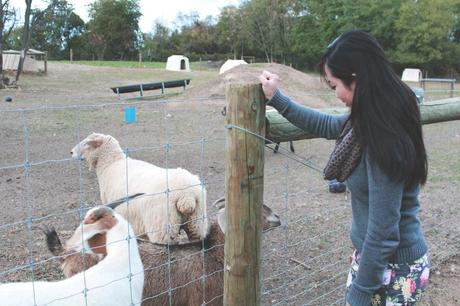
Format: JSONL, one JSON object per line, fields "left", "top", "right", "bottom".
{"left": 14, "top": 0, "right": 33, "bottom": 84}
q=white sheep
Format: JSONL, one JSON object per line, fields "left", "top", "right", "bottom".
{"left": 0, "top": 206, "right": 144, "bottom": 306}
{"left": 41, "top": 198, "right": 282, "bottom": 306}
{"left": 71, "top": 132, "right": 209, "bottom": 244}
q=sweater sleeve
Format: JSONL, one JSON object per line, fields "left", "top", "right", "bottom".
{"left": 267, "top": 89, "right": 348, "bottom": 139}
{"left": 346, "top": 154, "right": 403, "bottom": 306}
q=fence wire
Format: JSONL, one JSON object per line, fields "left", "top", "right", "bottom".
{"left": 0, "top": 89, "right": 458, "bottom": 305}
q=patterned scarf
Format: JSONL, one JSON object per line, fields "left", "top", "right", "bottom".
{"left": 323, "top": 120, "right": 362, "bottom": 182}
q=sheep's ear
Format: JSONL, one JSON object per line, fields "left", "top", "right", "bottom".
{"left": 86, "top": 137, "right": 104, "bottom": 149}
{"left": 217, "top": 208, "right": 226, "bottom": 234}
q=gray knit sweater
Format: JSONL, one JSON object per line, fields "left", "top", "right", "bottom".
{"left": 268, "top": 89, "right": 428, "bottom": 306}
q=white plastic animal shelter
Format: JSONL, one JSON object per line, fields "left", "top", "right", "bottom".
{"left": 166, "top": 55, "right": 190, "bottom": 72}
{"left": 401, "top": 68, "right": 422, "bottom": 82}
{"left": 219, "top": 59, "right": 248, "bottom": 74}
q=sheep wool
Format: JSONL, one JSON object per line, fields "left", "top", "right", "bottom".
{"left": 71, "top": 133, "right": 210, "bottom": 244}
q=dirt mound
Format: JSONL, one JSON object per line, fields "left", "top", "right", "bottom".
{"left": 183, "top": 63, "right": 342, "bottom": 108}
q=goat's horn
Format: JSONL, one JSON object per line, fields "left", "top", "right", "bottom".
{"left": 212, "top": 196, "right": 225, "bottom": 209}
{"left": 105, "top": 193, "right": 145, "bottom": 210}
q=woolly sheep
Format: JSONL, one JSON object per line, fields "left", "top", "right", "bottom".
{"left": 42, "top": 197, "right": 281, "bottom": 306}
{"left": 0, "top": 206, "right": 144, "bottom": 306}
{"left": 71, "top": 132, "right": 209, "bottom": 244}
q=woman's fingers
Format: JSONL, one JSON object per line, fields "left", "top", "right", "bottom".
{"left": 262, "top": 70, "right": 271, "bottom": 78}
{"left": 264, "top": 70, "right": 280, "bottom": 80}
{"left": 261, "top": 70, "right": 277, "bottom": 80}
{"left": 258, "top": 70, "right": 279, "bottom": 100}
{"left": 258, "top": 74, "right": 268, "bottom": 84}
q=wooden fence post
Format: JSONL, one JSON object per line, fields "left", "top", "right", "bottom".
{"left": 224, "top": 83, "right": 266, "bottom": 306}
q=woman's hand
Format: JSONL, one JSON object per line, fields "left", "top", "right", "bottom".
{"left": 258, "top": 70, "right": 280, "bottom": 100}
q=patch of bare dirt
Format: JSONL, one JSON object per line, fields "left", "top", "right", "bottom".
{"left": 183, "top": 63, "right": 343, "bottom": 108}
{"left": 0, "top": 62, "right": 458, "bottom": 305}
{"left": 420, "top": 255, "right": 460, "bottom": 306}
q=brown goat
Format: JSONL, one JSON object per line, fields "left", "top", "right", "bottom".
{"left": 42, "top": 199, "right": 281, "bottom": 306}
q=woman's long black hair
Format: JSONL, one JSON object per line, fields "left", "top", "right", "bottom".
{"left": 319, "top": 30, "right": 427, "bottom": 187}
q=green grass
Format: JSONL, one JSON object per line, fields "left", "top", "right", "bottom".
{"left": 51, "top": 60, "right": 220, "bottom": 71}
{"left": 53, "top": 60, "right": 166, "bottom": 69}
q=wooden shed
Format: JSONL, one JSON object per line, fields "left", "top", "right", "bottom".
{"left": 2, "top": 49, "right": 47, "bottom": 74}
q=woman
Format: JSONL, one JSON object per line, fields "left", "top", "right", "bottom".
{"left": 259, "top": 30, "right": 430, "bottom": 306}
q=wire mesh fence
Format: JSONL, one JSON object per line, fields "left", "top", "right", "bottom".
{"left": 0, "top": 88, "right": 459, "bottom": 305}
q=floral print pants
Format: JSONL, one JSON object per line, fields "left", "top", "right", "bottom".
{"left": 345, "top": 250, "right": 431, "bottom": 305}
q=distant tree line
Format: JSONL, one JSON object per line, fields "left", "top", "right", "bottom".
{"left": 2, "top": 0, "right": 459, "bottom": 75}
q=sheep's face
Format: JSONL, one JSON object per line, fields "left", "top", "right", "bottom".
{"left": 71, "top": 133, "right": 113, "bottom": 170}
{"left": 71, "top": 133, "right": 106, "bottom": 160}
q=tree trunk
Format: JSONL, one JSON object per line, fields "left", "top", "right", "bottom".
{"left": 0, "top": 0, "right": 5, "bottom": 88}
{"left": 0, "top": 0, "right": 9, "bottom": 89}
{"left": 15, "top": 0, "right": 33, "bottom": 83}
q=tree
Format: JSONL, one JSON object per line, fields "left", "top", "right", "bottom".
{"left": 88, "top": 0, "right": 142, "bottom": 60}
{"left": 143, "top": 21, "right": 176, "bottom": 61}
{"left": 4, "top": 26, "right": 22, "bottom": 50}
{"left": 393, "top": 0, "right": 459, "bottom": 74}
{"left": 240, "top": 0, "right": 275, "bottom": 62}
{"left": 240, "top": 0, "right": 297, "bottom": 63}
{"left": 30, "top": 0, "right": 85, "bottom": 59}
{"left": 216, "top": 5, "right": 245, "bottom": 59}
{"left": 166, "top": 0, "right": 460, "bottom": 74}
{"left": 0, "top": 0, "right": 5, "bottom": 86}
{"left": 64, "top": 11, "right": 87, "bottom": 59}
{"left": 15, "top": 0, "right": 33, "bottom": 83}
{"left": 0, "top": 0, "right": 16, "bottom": 87}
{"left": 289, "top": 0, "right": 460, "bottom": 73}
{"left": 165, "top": 11, "right": 219, "bottom": 60}
{"left": 182, "top": 15, "right": 217, "bottom": 56}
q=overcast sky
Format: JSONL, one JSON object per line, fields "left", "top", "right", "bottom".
{"left": 9, "top": 0, "right": 241, "bottom": 32}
